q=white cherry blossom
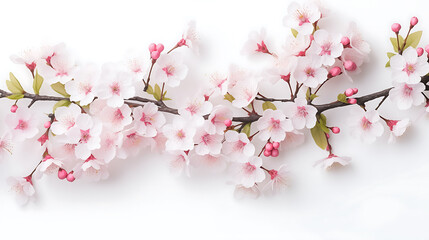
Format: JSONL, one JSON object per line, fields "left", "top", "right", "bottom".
{"left": 387, "top": 119, "right": 411, "bottom": 144}
{"left": 222, "top": 131, "right": 255, "bottom": 161}
{"left": 163, "top": 117, "right": 196, "bottom": 151}
{"left": 178, "top": 96, "right": 212, "bottom": 126}
{"left": 7, "top": 176, "right": 35, "bottom": 205}
{"left": 283, "top": 1, "right": 321, "bottom": 35}
{"left": 132, "top": 103, "right": 166, "bottom": 137}
{"left": 6, "top": 108, "right": 40, "bottom": 142}
{"left": 205, "top": 105, "right": 233, "bottom": 135}
{"left": 263, "top": 165, "right": 289, "bottom": 194}
{"left": 51, "top": 103, "right": 82, "bottom": 135}
{"left": 313, "top": 154, "right": 351, "bottom": 170}
{"left": 193, "top": 128, "right": 223, "bottom": 155}
{"left": 241, "top": 28, "right": 271, "bottom": 55}
{"left": 389, "top": 82, "right": 425, "bottom": 110}
{"left": 0, "top": 133, "right": 13, "bottom": 160}
{"left": 97, "top": 64, "right": 135, "bottom": 108}
{"left": 37, "top": 155, "right": 63, "bottom": 176}
{"left": 292, "top": 57, "right": 328, "bottom": 88}
{"left": 256, "top": 109, "right": 293, "bottom": 142}
{"left": 151, "top": 53, "right": 188, "bottom": 87}
{"left": 349, "top": 109, "right": 384, "bottom": 144}
{"left": 230, "top": 156, "right": 265, "bottom": 188}
{"left": 98, "top": 104, "right": 132, "bottom": 132}
{"left": 74, "top": 155, "right": 109, "bottom": 181}
{"left": 168, "top": 151, "right": 190, "bottom": 177}
{"left": 307, "top": 29, "right": 343, "bottom": 66}
{"left": 92, "top": 130, "right": 123, "bottom": 163}
{"left": 65, "top": 63, "right": 100, "bottom": 106}
{"left": 284, "top": 97, "right": 317, "bottom": 130}
{"left": 390, "top": 47, "right": 429, "bottom": 84}
{"left": 37, "top": 45, "right": 76, "bottom": 84}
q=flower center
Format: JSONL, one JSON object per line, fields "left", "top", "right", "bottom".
{"left": 296, "top": 106, "right": 308, "bottom": 117}
{"left": 244, "top": 162, "right": 256, "bottom": 174}
{"left": 110, "top": 82, "right": 121, "bottom": 95}
{"left": 79, "top": 82, "right": 92, "bottom": 95}
{"left": 296, "top": 10, "right": 310, "bottom": 26}
{"left": 80, "top": 129, "right": 91, "bottom": 143}
{"left": 320, "top": 43, "right": 332, "bottom": 56}
{"left": 268, "top": 169, "right": 278, "bottom": 180}
{"left": 15, "top": 120, "right": 28, "bottom": 130}
{"left": 403, "top": 84, "right": 413, "bottom": 97}
{"left": 270, "top": 118, "right": 280, "bottom": 129}
{"left": 114, "top": 109, "right": 124, "bottom": 121}
{"left": 176, "top": 129, "right": 186, "bottom": 139}
{"left": 256, "top": 41, "right": 269, "bottom": 53}
{"left": 304, "top": 67, "right": 315, "bottom": 78}
{"left": 163, "top": 65, "right": 175, "bottom": 77}
{"left": 235, "top": 140, "right": 247, "bottom": 151}
{"left": 360, "top": 117, "right": 372, "bottom": 130}
{"left": 201, "top": 133, "right": 211, "bottom": 145}
{"left": 403, "top": 63, "right": 416, "bottom": 75}
{"left": 140, "top": 113, "right": 152, "bottom": 126}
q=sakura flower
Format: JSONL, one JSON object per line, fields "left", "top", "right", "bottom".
{"left": 37, "top": 155, "right": 63, "bottom": 176}
{"left": 193, "top": 128, "right": 223, "bottom": 155}
{"left": 50, "top": 103, "right": 82, "bottom": 135}
{"left": 97, "top": 64, "right": 135, "bottom": 108}
{"left": 337, "top": 48, "right": 364, "bottom": 81}
{"left": 389, "top": 82, "right": 425, "bottom": 110}
{"left": 230, "top": 156, "right": 265, "bottom": 188}
{"left": 10, "top": 48, "right": 40, "bottom": 74}
{"left": 390, "top": 47, "right": 429, "bottom": 84}
{"left": 222, "top": 131, "right": 255, "bottom": 161}
{"left": 132, "top": 103, "right": 166, "bottom": 137}
{"left": 65, "top": 114, "right": 102, "bottom": 160}
{"left": 307, "top": 29, "right": 343, "bottom": 66}
{"left": 98, "top": 104, "right": 133, "bottom": 132}
{"left": 46, "top": 140, "right": 76, "bottom": 164}
{"left": 116, "top": 129, "right": 146, "bottom": 159}
{"left": 281, "top": 130, "right": 305, "bottom": 149}
{"left": 168, "top": 151, "right": 190, "bottom": 177}
{"left": 208, "top": 72, "right": 229, "bottom": 96}
{"left": 163, "top": 117, "right": 196, "bottom": 151}
{"left": 74, "top": 155, "right": 109, "bottom": 181}
{"left": 124, "top": 50, "right": 147, "bottom": 80}
{"left": 178, "top": 96, "right": 213, "bottom": 126}
{"left": 313, "top": 154, "right": 351, "bottom": 170}
{"left": 284, "top": 97, "right": 317, "bottom": 130}
{"left": 151, "top": 53, "right": 188, "bottom": 87}
{"left": 7, "top": 176, "right": 35, "bottom": 205}
{"left": 256, "top": 109, "right": 293, "bottom": 142}
{"left": 178, "top": 21, "right": 199, "bottom": 54}
{"left": 6, "top": 107, "right": 40, "bottom": 142}
{"left": 292, "top": 57, "right": 328, "bottom": 88}
{"left": 229, "top": 79, "right": 259, "bottom": 108}
{"left": 191, "top": 154, "right": 227, "bottom": 173}
{"left": 264, "top": 53, "right": 298, "bottom": 84}
{"left": 241, "top": 28, "right": 271, "bottom": 55}
{"left": 263, "top": 165, "right": 289, "bottom": 194}
{"left": 65, "top": 63, "right": 100, "bottom": 106}
{"left": 37, "top": 46, "right": 76, "bottom": 84}
{"left": 205, "top": 105, "right": 233, "bottom": 135}
{"left": 234, "top": 184, "right": 261, "bottom": 199}
{"left": 0, "top": 133, "right": 13, "bottom": 160}
{"left": 283, "top": 34, "right": 311, "bottom": 56}
{"left": 283, "top": 1, "right": 321, "bottom": 35}
{"left": 386, "top": 118, "right": 411, "bottom": 144}
{"left": 349, "top": 109, "right": 384, "bottom": 144}
{"left": 346, "top": 22, "right": 371, "bottom": 59}
{"left": 92, "top": 130, "right": 123, "bottom": 163}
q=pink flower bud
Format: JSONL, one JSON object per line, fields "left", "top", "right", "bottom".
{"left": 271, "top": 149, "right": 279, "bottom": 157}
{"left": 10, "top": 104, "right": 18, "bottom": 113}
{"left": 391, "top": 23, "right": 401, "bottom": 33}
{"left": 263, "top": 150, "right": 272, "bottom": 157}
{"left": 156, "top": 44, "right": 164, "bottom": 53}
{"left": 66, "top": 172, "right": 76, "bottom": 182}
{"left": 44, "top": 121, "right": 51, "bottom": 129}
{"left": 331, "top": 127, "right": 340, "bottom": 134}
{"left": 151, "top": 51, "right": 161, "bottom": 60}
{"left": 148, "top": 43, "right": 157, "bottom": 53}
{"left": 352, "top": 88, "right": 358, "bottom": 94}
{"left": 410, "top": 17, "right": 418, "bottom": 27}
{"left": 272, "top": 142, "right": 280, "bottom": 149}
{"left": 265, "top": 142, "right": 273, "bottom": 151}
{"left": 417, "top": 47, "right": 424, "bottom": 57}
{"left": 281, "top": 74, "right": 291, "bottom": 82}
{"left": 345, "top": 88, "right": 354, "bottom": 97}
{"left": 425, "top": 44, "right": 429, "bottom": 54}
{"left": 224, "top": 119, "right": 232, "bottom": 127}
{"left": 58, "top": 169, "right": 68, "bottom": 180}
{"left": 329, "top": 66, "right": 342, "bottom": 77}
{"left": 347, "top": 98, "right": 357, "bottom": 104}
{"left": 343, "top": 60, "right": 357, "bottom": 71}
{"left": 341, "top": 36, "right": 350, "bottom": 46}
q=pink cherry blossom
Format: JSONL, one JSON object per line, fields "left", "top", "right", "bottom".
{"left": 389, "top": 82, "right": 425, "bottom": 110}
{"left": 313, "top": 154, "right": 351, "bottom": 170}
{"left": 116, "top": 129, "right": 147, "bottom": 159}
{"left": 283, "top": 1, "right": 321, "bottom": 35}
{"left": 168, "top": 151, "right": 190, "bottom": 177}
{"left": 37, "top": 45, "right": 76, "bottom": 84}
{"left": 98, "top": 104, "right": 133, "bottom": 132}
{"left": 124, "top": 50, "right": 147, "bottom": 80}
{"left": 349, "top": 109, "right": 384, "bottom": 144}
{"left": 46, "top": 140, "right": 77, "bottom": 164}
{"left": 256, "top": 109, "right": 294, "bottom": 142}
{"left": 151, "top": 53, "right": 188, "bottom": 87}
{"left": 222, "top": 131, "right": 255, "bottom": 161}
{"left": 163, "top": 117, "right": 196, "bottom": 151}
{"left": 179, "top": 21, "right": 199, "bottom": 54}
{"left": 264, "top": 53, "right": 298, "bottom": 84}
{"left": 230, "top": 156, "right": 265, "bottom": 188}
{"left": 191, "top": 153, "right": 227, "bottom": 173}
{"left": 307, "top": 29, "right": 343, "bottom": 66}
{"left": 193, "top": 128, "right": 223, "bottom": 155}
{"left": 229, "top": 78, "right": 259, "bottom": 108}
{"left": 284, "top": 97, "right": 317, "bottom": 130}
{"left": 390, "top": 47, "right": 429, "bottom": 84}
{"left": 7, "top": 176, "right": 35, "bottom": 205}
{"left": 234, "top": 184, "right": 261, "bottom": 199}
{"left": 283, "top": 34, "right": 311, "bottom": 56}
{"left": 97, "top": 64, "right": 135, "bottom": 108}
{"left": 178, "top": 96, "right": 213, "bottom": 126}
{"left": 292, "top": 57, "right": 328, "bottom": 88}
{"left": 208, "top": 72, "right": 229, "bottom": 96}
{"left": 10, "top": 48, "right": 40, "bottom": 73}
{"left": 241, "top": 28, "right": 271, "bottom": 55}
{"left": 37, "top": 155, "right": 63, "bottom": 177}
{"left": 387, "top": 119, "right": 410, "bottom": 144}
{"left": 346, "top": 22, "right": 371, "bottom": 59}
{"left": 205, "top": 105, "right": 233, "bottom": 135}
{"left": 0, "top": 133, "right": 13, "bottom": 160}
{"left": 6, "top": 107, "right": 40, "bottom": 142}
{"left": 50, "top": 103, "right": 82, "bottom": 135}
{"left": 65, "top": 63, "right": 100, "bottom": 106}
{"left": 92, "top": 130, "right": 123, "bottom": 163}
{"left": 74, "top": 155, "right": 109, "bottom": 181}
{"left": 132, "top": 103, "right": 166, "bottom": 137}
{"left": 263, "top": 165, "right": 289, "bottom": 194}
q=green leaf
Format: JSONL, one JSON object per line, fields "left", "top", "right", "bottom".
{"left": 309, "top": 94, "right": 318, "bottom": 101}
{"left": 291, "top": 28, "right": 298, "bottom": 38}
{"left": 163, "top": 97, "right": 172, "bottom": 101}
{"left": 146, "top": 85, "right": 154, "bottom": 94}
{"left": 387, "top": 52, "right": 396, "bottom": 59}
{"left": 337, "top": 93, "right": 348, "bottom": 103}
{"left": 310, "top": 124, "right": 328, "bottom": 150}
{"left": 7, "top": 94, "right": 24, "bottom": 100}
{"left": 224, "top": 93, "right": 235, "bottom": 102}
{"left": 262, "top": 101, "right": 277, "bottom": 111}
{"left": 6, "top": 72, "right": 25, "bottom": 94}
{"left": 390, "top": 35, "right": 404, "bottom": 53}
{"left": 33, "top": 70, "right": 44, "bottom": 95}
{"left": 53, "top": 100, "right": 71, "bottom": 112}
{"left": 241, "top": 123, "right": 251, "bottom": 137}
{"left": 51, "top": 82, "right": 70, "bottom": 97}
{"left": 405, "top": 31, "right": 422, "bottom": 49}
{"left": 153, "top": 84, "right": 161, "bottom": 101}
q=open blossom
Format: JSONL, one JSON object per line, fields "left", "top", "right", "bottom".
{"left": 152, "top": 53, "right": 188, "bottom": 87}
{"left": 313, "top": 154, "right": 351, "bottom": 170}
{"left": 0, "top": 133, "right": 13, "bottom": 160}
{"left": 179, "top": 96, "right": 213, "bottom": 126}
{"left": 234, "top": 184, "right": 261, "bottom": 199}
{"left": 124, "top": 50, "right": 147, "bottom": 80}
{"left": 10, "top": 48, "right": 40, "bottom": 73}
{"left": 263, "top": 165, "right": 289, "bottom": 194}
{"left": 37, "top": 155, "right": 63, "bottom": 176}
{"left": 74, "top": 155, "right": 109, "bottom": 181}
{"left": 7, "top": 177, "right": 35, "bottom": 205}
{"left": 256, "top": 109, "right": 293, "bottom": 142}
{"left": 292, "top": 57, "right": 328, "bottom": 88}
{"left": 193, "top": 128, "right": 223, "bottom": 155}
{"left": 205, "top": 105, "right": 233, "bottom": 135}
{"left": 163, "top": 117, "right": 196, "bottom": 151}
{"left": 98, "top": 104, "right": 133, "bottom": 132}
{"left": 65, "top": 114, "right": 102, "bottom": 159}
{"left": 264, "top": 53, "right": 297, "bottom": 84}
{"left": 284, "top": 97, "right": 317, "bottom": 130}
{"left": 132, "top": 103, "right": 166, "bottom": 137}
{"left": 307, "top": 29, "right": 343, "bottom": 66}
{"left": 191, "top": 154, "right": 227, "bottom": 173}
{"left": 92, "top": 130, "right": 123, "bottom": 163}
{"left": 37, "top": 45, "right": 76, "bottom": 84}
{"left": 208, "top": 72, "right": 229, "bottom": 96}
{"left": 283, "top": 34, "right": 311, "bottom": 56}
{"left": 51, "top": 104, "right": 82, "bottom": 135}
{"left": 229, "top": 78, "right": 259, "bottom": 108}
{"left": 389, "top": 82, "right": 425, "bottom": 110}
{"left": 179, "top": 21, "right": 199, "bottom": 54}
{"left": 241, "top": 28, "right": 271, "bottom": 55}
{"left": 387, "top": 119, "right": 411, "bottom": 144}
{"left": 97, "top": 64, "right": 135, "bottom": 108}
{"left": 390, "top": 47, "right": 429, "bottom": 84}
{"left": 346, "top": 22, "right": 371, "bottom": 60}
{"left": 349, "top": 109, "right": 384, "bottom": 144}
{"left": 6, "top": 108, "right": 40, "bottom": 142}
{"left": 283, "top": 1, "right": 321, "bottom": 35}
{"left": 230, "top": 156, "right": 265, "bottom": 188}
{"left": 168, "top": 151, "right": 190, "bottom": 177}
{"left": 116, "top": 129, "right": 147, "bottom": 159}
{"left": 222, "top": 131, "right": 255, "bottom": 161}
{"left": 65, "top": 63, "right": 100, "bottom": 106}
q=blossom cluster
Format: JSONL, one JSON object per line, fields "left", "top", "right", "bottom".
{"left": 1, "top": 1, "right": 429, "bottom": 205}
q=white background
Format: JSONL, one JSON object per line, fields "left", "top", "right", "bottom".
{"left": 1, "top": 0, "right": 429, "bottom": 239}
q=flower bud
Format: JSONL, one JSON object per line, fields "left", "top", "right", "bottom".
{"left": 425, "top": 44, "right": 429, "bottom": 54}
{"left": 331, "top": 127, "right": 340, "bottom": 134}
{"left": 156, "top": 44, "right": 165, "bottom": 53}
{"left": 410, "top": 17, "right": 418, "bottom": 27}
{"left": 417, "top": 47, "right": 424, "bottom": 57}
{"left": 272, "top": 142, "right": 280, "bottom": 149}
{"left": 329, "top": 66, "right": 342, "bottom": 77}
{"left": 148, "top": 43, "right": 157, "bottom": 53}
{"left": 341, "top": 36, "right": 350, "bottom": 46}
{"left": 44, "top": 121, "right": 51, "bottom": 129}
{"left": 224, "top": 119, "right": 232, "bottom": 127}
{"left": 352, "top": 88, "right": 359, "bottom": 94}
{"left": 263, "top": 150, "right": 272, "bottom": 157}
{"left": 271, "top": 149, "right": 279, "bottom": 157}
{"left": 151, "top": 51, "right": 161, "bottom": 60}
{"left": 391, "top": 23, "right": 401, "bottom": 33}
{"left": 265, "top": 142, "right": 273, "bottom": 151}
{"left": 10, "top": 104, "right": 18, "bottom": 113}
{"left": 66, "top": 172, "right": 76, "bottom": 182}
{"left": 343, "top": 60, "right": 357, "bottom": 71}
{"left": 58, "top": 169, "right": 68, "bottom": 180}
{"left": 345, "top": 88, "right": 354, "bottom": 97}
{"left": 347, "top": 98, "right": 357, "bottom": 104}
